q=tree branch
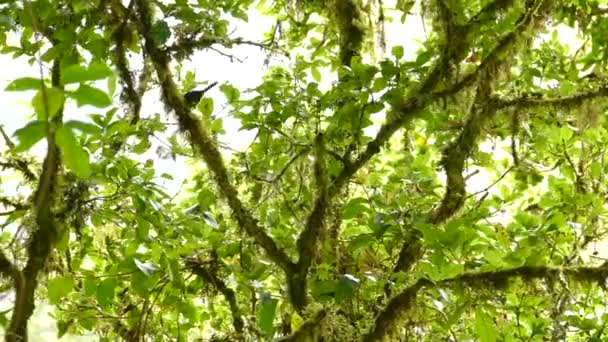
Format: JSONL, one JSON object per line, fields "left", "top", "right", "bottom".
{"left": 133, "top": 0, "right": 296, "bottom": 276}
{"left": 0, "top": 159, "right": 37, "bottom": 183}
{"left": 185, "top": 252, "right": 243, "bottom": 334}
{"left": 493, "top": 86, "right": 608, "bottom": 111}
{"left": 364, "top": 263, "right": 608, "bottom": 341}
{"left": 290, "top": 134, "right": 329, "bottom": 312}
{"left": 167, "top": 36, "right": 275, "bottom": 61}
{"left": 431, "top": 0, "right": 549, "bottom": 224}
{"left": 276, "top": 309, "right": 327, "bottom": 341}
{"left": 7, "top": 57, "right": 64, "bottom": 342}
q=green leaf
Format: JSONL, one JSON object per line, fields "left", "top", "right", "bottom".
{"left": 64, "top": 120, "right": 102, "bottom": 135}
{"left": 56, "top": 126, "right": 91, "bottom": 177}
{"left": 415, "top": 50, "right": 432, "bottom": 66}
{"left": 198, "top": 97, "right": 214, "bottom": 116}
{"left": 197, "top": 188, "right": 217, "bottom": 210}
{"left": 475, "top": 309, "right": 499, "bottom": 342}
{"left": 87, "top": 61, "right": 113, "bottom": 81}
{"left": 107, "top": 72, "right": 117, "bottom": 97}
{"left": 13, "top": 120, "right": 46, "bottom": 152}
{"left": 342, "top": 197, "right": 370, "bottom": 219}
{"left": 77, "top": 311, "right": 96, "bottom": 330}
{"left": 83, "top": 276, "right": 97, "bottom": 296}
{"left": 62, "top": 61, "right": 113, "bottom": 84}
{"left": 32, "top": 87, "right": 64, "bottom": 120}
{"left": 391, "top": 45, "right": 404, "bottom": 60}
{"left": 220, "top": 84, "right": 240, "bottom": 103}
{"left": 72, "top": 85, "right": 112, "bottom": 108}
{"left": 61, "top": 65, "right": 86, "bottom": 84}
{"left": 178, "top": 301, "right": 198, "bottom": 321}
{"left": 97, "top": 278, "right": 117, "bottom": 309}
{"left": 311, "top": 67, "right": 322, "bottom": 82}
{"left": 5, "top": 77, "right": 42, "bottom": 91}
{"left": 56, "top": 320, "right": 70, "bottom": 338}
{"left": 131, "top": 271, "right": 152, "bottom": 296}
{"left": 151, "top": 20, "right": 171, "bottom": 45}
{"left": 257, "top": 292, "right": 277, "bottom": 336}
{"left": 335, "top": 274, "right": 359, "bottom": 303}
{"left": 48, "top": 275, "right": 74, "bottom": 304}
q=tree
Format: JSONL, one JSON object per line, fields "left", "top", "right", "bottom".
{"left": 1, "top": 0, "right": 608, "bottom": 340}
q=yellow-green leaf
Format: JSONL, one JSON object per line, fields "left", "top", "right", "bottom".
{"left": 32, "top": 87, "right": 64, "bottom": 120}
{"left": 5, "top": 77, "right": 42, "bottom": 91}
{"left": 56, "top": 126, "right": 91, "bottom": 177}
{"left": 48, "top": 275, "right": 74, "bottom": 305}
{"left": 72, "top": 85, "right": 112, "bottom": 108}
{"left": 13, "top": 120, "right": 46, "bottom": 152}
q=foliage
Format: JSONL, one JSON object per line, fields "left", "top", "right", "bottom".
{"left": 1, "top": 0, "right": 608, "bottom": 341}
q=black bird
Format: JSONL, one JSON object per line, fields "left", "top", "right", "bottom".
{"left": 184, "top": 81, "right": 218, "bottom": 107}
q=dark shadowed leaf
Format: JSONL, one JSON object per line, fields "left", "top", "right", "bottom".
{"left": 258, "top": 291, "right": 278, "bottom": 336}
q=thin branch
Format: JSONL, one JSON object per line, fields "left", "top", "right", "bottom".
{"left": 0, "top": 160, "right": 37, "bottom": 183}
{"left": 185, "top": 253, "right": 244, "bottom": 334}
{"left": 7, "top": 4, "right": 65, "bottom": 337}
{"left": 0, "top": 125, "right": 15, "bottom": 150}
{"left": 467, "top": 166, "right": 515, "bottom": 198}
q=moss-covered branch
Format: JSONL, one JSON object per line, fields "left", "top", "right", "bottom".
{"left": 330, "top": 0, "right": 367, "bottom": 67}
{"left": 7, "top": 58, "right": 64, "bottom": 342}
{"left": 364, "top": 263, "right": 608, "bottom": 341}
{"left": 290, "top": 134, "right": 329, "bottom": 312}
{"left": 276, "top": 309, "right": 327, "bottom": 341}
{"left": 494, "top": 86, "right": 608, "bottom": 111}
{"left": 133, "top": 0, "right": 296, "bottom": 275}
{"left": 109, "top": 0, "right": 142, "bottom": 126}
{"left": 431, "top": 1, "right": 556, "bottom": 223}
{"left": 467, "top": 0, "right": 516, "bottom": 30}
{"left": 385, "top": 228, "right": 423, "bottom": 297}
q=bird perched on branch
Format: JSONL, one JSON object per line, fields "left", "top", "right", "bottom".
{"left": 184, "top": 81, "right": 218, "bottom": 107}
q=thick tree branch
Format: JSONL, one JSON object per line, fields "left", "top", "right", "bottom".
{"left": 384, "top": 228, "right": 423, "bottom": 298}
{"left": 364, "top": 263, "right": 608, "bottom": 341}
{"left": 494, "top": 86, "right": 608, "bottom": 111}
{"left": 109, "top": 0, "right": 142, "bottom": 126}
{"left": 290, "top": 134, "right": 329, "bottom": 312}
{"left": 133, "top": 0, "right": 296, "bottom": 275}
{"left": 376, "top": 0, "right": 549, "bottom": 301}
{"left": 7, "top": 57, "right": 63, "bottom": 342}
{"left": 428, "top": 1, "right": 551, "bottom": 225}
